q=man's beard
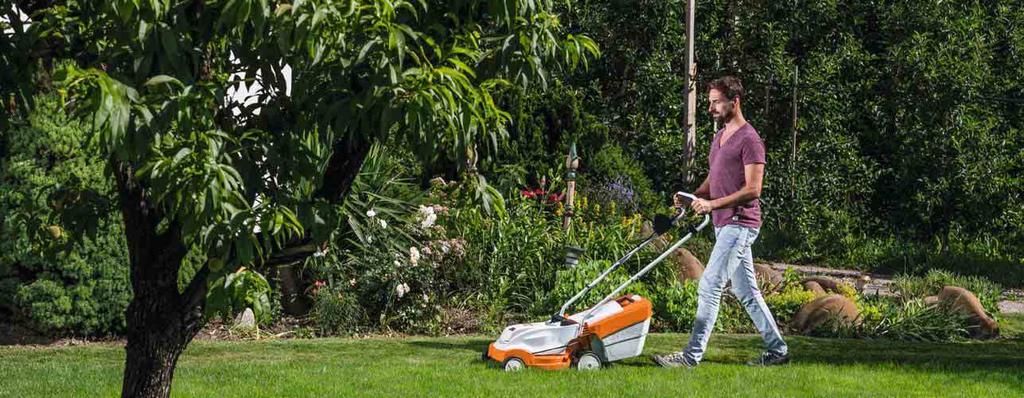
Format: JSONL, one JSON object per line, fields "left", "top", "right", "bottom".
{"left": 713, "top": 105, "right": 734, "bottom": 125}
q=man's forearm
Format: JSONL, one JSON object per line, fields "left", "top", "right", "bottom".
{"left": 694, "top": 177, "right": 711, "bottom": 199}
{"left": 710, "top": 186, "right": 759, "bottom": 210}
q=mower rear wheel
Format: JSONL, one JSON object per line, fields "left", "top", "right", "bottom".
{"left": 503, "top": 357, "right": 525, "bottom": 372}
{"left": 576, "top": 352, "right": 602, "bottom": 371}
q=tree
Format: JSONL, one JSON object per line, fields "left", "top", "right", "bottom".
{"left": 4, "top": 0, "right": 596, "bottom": 396}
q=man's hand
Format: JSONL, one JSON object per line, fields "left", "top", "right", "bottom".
{"left": 691, "top": 198, "right": 713, "bottom": 214}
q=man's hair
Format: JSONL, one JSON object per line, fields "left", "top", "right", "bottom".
{"left": 707, "top": 76, "right": 744, "bottom": 101}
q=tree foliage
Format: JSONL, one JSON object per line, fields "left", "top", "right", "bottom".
{"left": 4, "top": 0, "right": 597, "bottom": 396}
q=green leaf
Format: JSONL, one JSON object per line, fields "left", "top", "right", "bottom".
{"left": 143, "top": 75, "right": 183, "bottom": 88}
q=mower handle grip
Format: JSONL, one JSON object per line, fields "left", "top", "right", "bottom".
{"left": 673, "top": 191, "right": 699, "bottom": 207}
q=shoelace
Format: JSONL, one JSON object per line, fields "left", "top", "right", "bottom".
{"left": 665, "top": 352, "right": 687, "bottom": 362}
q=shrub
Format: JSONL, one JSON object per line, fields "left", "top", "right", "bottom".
{"left": 764, "top": 285, "right": 818, "bottom": 327}
{"left": 206, "top": 268, "right": 273, "bottom": 325}
{"left": 653, "top": 280, "right": 700, "bottom": 331}
{"left": 0, "top": 94, "right": 131, "bottom": 337}
{"left": 822, "top": 298, "right": 971, "bottom": 342}
{"left": 579, "top": 145, "right": 658, "bottom": 216}
{"left": 310, "top": 287, "right": 362, "bottom": 336}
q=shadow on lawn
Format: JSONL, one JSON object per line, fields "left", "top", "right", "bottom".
{"left": 628, "top": 335, "right": 1024, "bottom": 370}
{"left": 706, "top": 335, "right": 1024, "bottom": 369}
{"left": 405, "top": 339, "right": 491, "bottom": 354}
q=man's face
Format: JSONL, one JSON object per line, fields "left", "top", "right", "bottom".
{"left": 708, "top": 89, "right": 735, "bottom": 125}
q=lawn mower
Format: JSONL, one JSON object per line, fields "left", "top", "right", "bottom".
{"left": 484, "top": 192, "right": 711, "bottom": 371}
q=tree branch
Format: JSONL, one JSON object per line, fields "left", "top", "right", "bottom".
{"left": 181, "top": 264, "right": 211, "bottom": 311}
{"left": 256, "top": 137, "right": 372, "bottom": 268}
{"left": 315, "top": 138, "right": 371, "bottom": 203}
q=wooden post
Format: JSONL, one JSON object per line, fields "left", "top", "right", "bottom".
{"left": 683, "top": 0, "right": 697, "bottom": 186}
{"left": 563, "top": 142, "right": 580, "bottom": 230}
{"left": 790, "top": 66, "right": 799, "bottom": 197}
{"left": 563, "top": 142, "right": 583, "bottom": 268}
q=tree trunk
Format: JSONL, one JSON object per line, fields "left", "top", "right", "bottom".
{"left": 317, "top": 138, "right": 371, "bottom": 203}
{"left": 120, "top": 251, "right": 207, "bottom": 398}
{"left": 115, "top": 160, "right": 208, "bottom": 398}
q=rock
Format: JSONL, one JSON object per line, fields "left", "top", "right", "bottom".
{"left": 802, "top": 281, "right": 827, "bottom": 296}
{"left": 789, "top": 294, "right": 860, "bottom": 335}
{"left": 754, "top": 263, "right": 783, "bottom": 292}
{"left": 931, "top": 286, "right": 999, "bottom": 339}
{"left": 800, "top": 276, "right": 854, "bottom": 295}
{"left": 643, "top": 220, "right": 704, "bottom": 281}
{"left": 855, "top": 275, "right": 872, "bottom": 294}
{"left": 671, "top": 248, "right": 704, "bottom": 282}
{"left": 233, "top": 308, "right": 256, "bottom": 329}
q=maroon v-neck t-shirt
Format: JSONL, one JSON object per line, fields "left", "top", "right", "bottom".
{"left": 708, "top": 123, "right": 766, "bottom": 228}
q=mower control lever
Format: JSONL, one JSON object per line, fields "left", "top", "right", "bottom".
{"left": 549, "top": 314, "right": 578, "bottom": 326}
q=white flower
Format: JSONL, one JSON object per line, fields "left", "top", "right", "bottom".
{"left": 409, "top": 247, "right": 421, "bottom": 266}
{"left": 421, "top": 214, "right": 436, "bottom": 229}
{"left": 349, "top": 279, "right": 357, "bottom": 287}
{"left": 393, "top": 260, "right": 402, "bottom": 267}
{"left": 396, "top": 282, "right": 410, "bottom": 298}
{"left": 440, "top": 242, "right": 450, "bottom": 254}
{"left": 378, "top": 218, "right": 388, "bottom": 229}
{"left": 418, "top": 205, "right": 437, "bottom": 229}
{"left": 366, "top": 209, "right": 377, "bottom": 218}
{"left": 422, "top": 293, "right": 429, "bottom": 303}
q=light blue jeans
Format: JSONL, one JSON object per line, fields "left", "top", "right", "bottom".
{"left": 683, "top": 224, "right": 787, "bottom": 363}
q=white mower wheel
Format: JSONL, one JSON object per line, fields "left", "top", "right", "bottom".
{"left": 576, "top": 352, "right": 602, "bottom": 371}
{"left": 503, "top": 357, "right": 525, "bottom": 372}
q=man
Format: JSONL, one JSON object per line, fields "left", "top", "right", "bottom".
{"left": 653, "top": 76, "right": 789, "bottom": 368}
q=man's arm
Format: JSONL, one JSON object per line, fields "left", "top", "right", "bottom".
{"left": 710, "top": 163, "right": 763, "bottom": 209}
{"left": 694, "top": 176, "right": 711, "bottom": 199}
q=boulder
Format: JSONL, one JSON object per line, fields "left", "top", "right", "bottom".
{"left": 754, "top": 263, "right": 784, "bottom": 292}
{"left": 671, "top": 248, "right": 704, "bottom": 282}
{"left": 233, "top": 308, "right": 256, "bottom": 329}
{"left": 800, "top": 276, "right": 854, "bottom": 295}
{"left": 643, "top": 220, "right": 704, "bottom": 281}
{"left": 929, "top": 286, "right": 999, "bottom": 339}
{"left": 802, "top": 280, "right": 827, "bottom": 297}
{"left": 790, "top": 294, "right": 860, "bottom": 335}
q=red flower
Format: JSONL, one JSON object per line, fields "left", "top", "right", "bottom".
{"left": 548, "top": 192, "right": 565, "bottom": 202}
{"left": 311, "top": 280, "right": 326, "bottom": 295}
{"left": 521, "top": 189, "right": 536, "bottom": 198}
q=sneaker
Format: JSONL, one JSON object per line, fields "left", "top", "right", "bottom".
{"left": 651, "top": 352, "right": 697, "bottom": 368}
{"left": 747, "top": 351, "right": 790, "bottom": 366}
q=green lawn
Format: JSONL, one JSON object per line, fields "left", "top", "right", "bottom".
{"left": 2, "top": 319, "right": 1024, "bottom": 397}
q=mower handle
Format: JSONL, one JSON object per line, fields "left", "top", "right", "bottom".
{"left": 553, "top": 192, "right": 709, "bottom": 325}
{"left": 576, "top": 198, "right": 711, "bottom": 328}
